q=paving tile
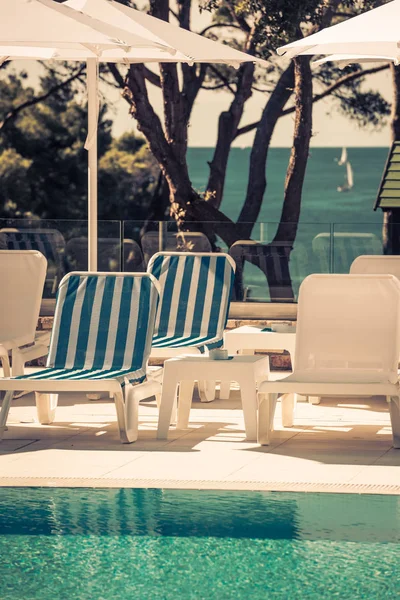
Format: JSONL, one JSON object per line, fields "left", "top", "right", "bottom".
{"left": 373, "top": 449, "right": 400, "bottom": 466}
{"left": 0, "top": 448, "right": 146, "bottom": 478}
{"left": 104, "top": 448, "right": 259, "bottom": 480}
{"left": 0, "top": 389, "right": 398, "bottom": 491}
{"left": 225, "top": 454, "right": 365, "bottom": 484}
{"left": 348, "top": 465, "right": 400, "bottom": 486}
{"left": 0, "top": 439, "right": 39, "bottom": 452}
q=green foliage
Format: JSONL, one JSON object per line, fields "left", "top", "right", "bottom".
{"left": 0, "top": 64, "right": 158, "bottom": 222}
{"left": 99, "top": 134, "right": 159, "bottom": 221}
{"left": 201, "top": 0, "right": 323, "bottom": 57}
{"left": 200, "top": 0, "right": 390, "bottom": 129}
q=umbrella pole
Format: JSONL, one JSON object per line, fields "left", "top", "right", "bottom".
{"left": 87, "top": 58, "right": 98, "bottom": 271}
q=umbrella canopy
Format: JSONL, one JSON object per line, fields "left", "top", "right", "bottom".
{"left": 1, "top": 0, "right": 265, "bottom": 269}
{"left": 0, "top": 0, "right": 175, "bottom": 53}
{"left": 277, "top": 0, "right": 400, "bottom": 60}
{"left": 313, "top": 54, "right": 395, "bottom": 67}
{"left": 66, "top": 0, "right": 268, "bottom": 67}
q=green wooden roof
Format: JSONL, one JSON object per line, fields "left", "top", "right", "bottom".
{"left": 375, "top": 142, "right": 400, "bottom": 210}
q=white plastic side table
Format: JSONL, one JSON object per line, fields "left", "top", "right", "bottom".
{"left": 222, "top": 326, "right": 296, "bottom": 398}
{"left": 157, "top": 354, "right": 270, "bottom": 441}
{"left": 223, "top": 325, "right": 296, "bottom": 361}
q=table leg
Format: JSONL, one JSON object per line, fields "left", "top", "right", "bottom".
{"left": 177, "top": 380, "right": 194, "bottom": 429}
{"left": 257, "top": 392, "right": 278, "bottom": 445}
{"left": 281, "top": 393, "right": 296, "bottom": 427}
{"left": 237, "top": 376, "right": 258, "bottom": 441}
{"left": 219, "top": 380, "right": 231, "bottom": 400}
{"left": 157, "top": 374, "right": 178, "bottom": 439}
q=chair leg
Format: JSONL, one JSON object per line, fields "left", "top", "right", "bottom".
{"left": 389, "top": 396, "right": 400, "bottom": 449}
{"left": 0, "top": 391, "right": 13, "bottom": 439}
{"left": 116, "top": 379, "right": 162, "bottom": 444}
{"left": 35, "top": 393, "right": 58, "bottom": 424}
{"left": 198, "top": 380, "right": 216, "bottom": 402}
{"left": 219, "top": 380, "right": 231, "bottom": 400}
{"left": 281, "top": 393, "right": 296, "bottom": 428}
{"left": 0, "top": 354, "right": 11, "bottom": 378}
{"left": 86, "top": 393, "right": 108, "bottom": 401}
{"left": 176, "top": 380, "right": 194, "bottom": 429}
{"left": 157, "top": 377, "right": 179, "bottom": 439}
{"left": 113, "top": 387, "right": 138, "bottom": 444}
{"left": 11, "top": 349, "right": 24, "bottom": 377}
{"left": 238, "top": 378, "right": 258, "bottom": 441}
{"left": 257, "top": 392, "right": 278, "bottom": 445}
{"left": 308, "top": 396, "right": 321, "bottom": 405}
{"left": 121, "top": 385, "right": 139, "bottom": 444}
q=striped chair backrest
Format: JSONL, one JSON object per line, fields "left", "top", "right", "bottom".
{"left": 0, "top": 228, "right": 66, "bottom": 264}
{"left": 66, "top": 237, "right": 145, "bottom": 272}
{"left": 147, "top": 253, "right": 235, "bottom": 344}
{"left": 47, "top": 273, "right": 159, "bottom": 371}
{"left": 141, "top": 231, "right": 212, "bottom": 266}
{"left": 228, "top": 240, "right": 292, "bottom": 301}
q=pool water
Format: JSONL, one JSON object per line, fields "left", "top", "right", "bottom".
{"left": 0, "top": 489, "right": 399, "bottom": 599}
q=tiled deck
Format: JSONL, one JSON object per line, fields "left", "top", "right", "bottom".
{"left": 1, "top": 381, "right": 399, "bottom": 494}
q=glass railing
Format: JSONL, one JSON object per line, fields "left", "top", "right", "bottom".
{"left": 0, "top": 218, "right": 386, "bottom": 312}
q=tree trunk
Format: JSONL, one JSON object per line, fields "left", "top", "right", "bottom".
{"left": 140, "top": 173, "right": 170, "bottom": 235}
{"left": 237, "top": 63, "right": 295, "bottom": 239}
{"left": 383, "top": 63, "right": 400, "bottom": 254}
{"left": 268, "top": 56, "right": 313, "bottom": 301}
{"left": 124, "top": 65, "right": 242, "bottom": 247}
{"left": 206, "top": 60, "right": 255, "bottom": 209}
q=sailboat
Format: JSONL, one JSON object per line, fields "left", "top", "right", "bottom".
{"left": 337, "top": 160, "right": 354, "bottom": 193}
{"left": 336, "top": 147, "right": 348, "bottom": 165}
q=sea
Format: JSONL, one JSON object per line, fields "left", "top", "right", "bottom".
{"left": 187, "top": 147, "right": 389, "bottom": 299}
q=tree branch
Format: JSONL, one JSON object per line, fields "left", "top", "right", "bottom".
{"left": 0, "top": 65, "right": 86, "bottom": 132}
{"left": 281, "top": 63, "right": 389, "bottom": 117}
{"left": 199, "top": 22, "right": 243, "bottom": 36}
{"left": 208, "top": 65, "right": 236, "bottom": 94}
{"left": 143, "top": 65, "right": 161, "bottom": 88}
{"left": 107, "top": 63, "right": 126, "bottom": 90}
{"left": 224, "top": 0, "right": 251, "bottom": 33}
{"left": 234, "top": 64, "right": 390, "bottom": 137}
{"left": 201, "top": 82, "right": 234, "bottom": 91}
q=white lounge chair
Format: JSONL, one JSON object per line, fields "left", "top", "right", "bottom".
{"left": 0, "top": 271, "right": 161, "bottom": 443}
{"left": 0, "top": 228, "right": 67, "bottom": 295}
{"left": 0, "top": 250, "right": 48, "bottom": 377}
{"left": 257, "top": 274, "right": 400, "bottom": 448}
{"left": 350, "top": 255, "right": 400, "bottom": 279}
{"left": 312, "top": 232, "right": 382, "bottom": 274}
{"left": 147, "top": 252, "right": 236, "bottom": 402}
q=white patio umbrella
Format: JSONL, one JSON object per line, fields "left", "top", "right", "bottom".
{"left": 313, "top": 54, "right": 395, "bottom": 67}
{"left": 277, "top": 0, "right": 400, "bottom": 61}
{"left": 66, "top": 0, "right": 263, "bottom": 67}
{"left": 1, "top": 0, "right": 265, "bottom": 269}
{"left": 0, "top": 0, "right": 178, "bottom": 52}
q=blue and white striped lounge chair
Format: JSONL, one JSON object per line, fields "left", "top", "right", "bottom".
{"left": 0, "top": 271, "right": 161, "bottom": 443}
{"left": 147, "top": 252, "right": 236, "bottom": 401}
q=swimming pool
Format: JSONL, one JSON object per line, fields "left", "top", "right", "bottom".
{"left": 0, "top": 488, "right": 399, "bottom": 599}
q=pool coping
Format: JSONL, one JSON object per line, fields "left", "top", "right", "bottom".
{"left": 0, "top": 477, "right": 399, "bottom": 494}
